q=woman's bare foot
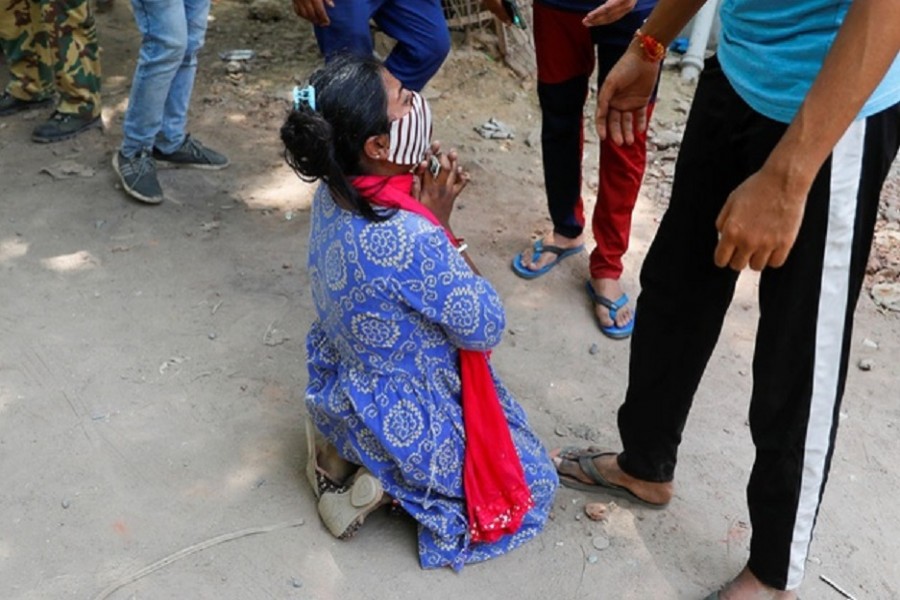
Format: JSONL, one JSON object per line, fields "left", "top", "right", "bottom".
{"left": 588, "top": 278, "right": 633, "bottom": 329}
{"left": 307, "top": 430, "right": 358, "bottom": 496}
{"left": 715, "top": 566, "right": 797, "bottom": 599}
{"left": 550, "top": 449, "right": 673, "bottom": 506}
{"left": 318, "top": 442, "right": 356, "bottom": 484}
{"left": 520, "top": 232, "right": 584, "bottom": 273}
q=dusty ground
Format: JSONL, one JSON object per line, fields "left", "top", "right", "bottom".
{"left": 1, "top": 3, "right": 899, "bottom": 599}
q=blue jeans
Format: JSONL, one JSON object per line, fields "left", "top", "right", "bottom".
{"left": 120, "top": 0, "right": 210, "bottom": 157}
{"left": 314, "top": 0, "right": 449, "bottom": 91}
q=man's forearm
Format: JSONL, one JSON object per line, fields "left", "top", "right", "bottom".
{"left": 766, "top": 0, "right": 900, "bottom": 195}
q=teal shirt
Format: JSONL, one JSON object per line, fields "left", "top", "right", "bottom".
{"left": 717, "top": 0, "right": 900, "bottom": 123}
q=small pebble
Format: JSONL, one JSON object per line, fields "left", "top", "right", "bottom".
{"left": 554, "top": 425, "right": 568, "bottom": 437}
{"left": 857, "top": 358, "right": 873, "bottom": 371}
{"left": 290, "top": 577, "right": 303, "bottom": 588}
{"left": 587, "top": 554, "right": 599, "bottom": 564}
{"left": 589, "top": 343, "right": 599, "bottom": 355}
{"left": 862, "top": 338, "right": 879, "bottom": 349}
{"left": 574, "top": 514, "right": 582, "bottom": 521}
{"left": 585, "top": 502, "right": 609, "bottom": 522}
{"left": 592, "top": 535, "right": 610, "bottom": 551}
{"left": 208, "top": 332, "right": 217, "bottom": 340}
{"left": 61, "top": 499, "right": 70, "bottom": 509}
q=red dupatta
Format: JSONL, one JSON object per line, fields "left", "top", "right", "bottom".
{"left": 351, "top": 174, "right": 533, "bottom": 544}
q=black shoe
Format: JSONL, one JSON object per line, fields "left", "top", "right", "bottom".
{"left": 0, "top": 92, "right": 54, "bottom": 117}
{"left": 152, "top": 135, "right": 230, "bottom": 170}
{"left": 113, "top": 150, "right": 164, "bottom": 204}
{"left": 32, "top": 111, "right": 102, "bottom": 143}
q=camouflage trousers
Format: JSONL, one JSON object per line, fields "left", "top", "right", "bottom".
{"left": 0, "top": 0, "right": 101, "bottom": 116}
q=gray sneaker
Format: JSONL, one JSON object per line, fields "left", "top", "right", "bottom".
{"left": 153, "top": 135, "right": 230, "bottom": 170}
{"left": 113, "top": 150, "right": 164, "bottom": 204}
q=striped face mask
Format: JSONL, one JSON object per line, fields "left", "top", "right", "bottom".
{"left": 387, "top": 91, "right": 432, "bottom": 166}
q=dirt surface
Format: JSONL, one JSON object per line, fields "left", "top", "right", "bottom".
{"left": 1, "top": 4, "right": 899, "bottom": 599}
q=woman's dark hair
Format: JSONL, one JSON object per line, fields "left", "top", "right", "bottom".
{"left": 281, "top": 54, "right": 390, "bottom": 221}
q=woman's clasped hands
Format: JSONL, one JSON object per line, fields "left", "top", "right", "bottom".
{"left": 413, "top": 141, "right": 470, "bottom": 229}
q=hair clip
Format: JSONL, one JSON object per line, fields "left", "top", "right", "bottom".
{"left": 293, "top": 85, "right": 316, "bottom": 111}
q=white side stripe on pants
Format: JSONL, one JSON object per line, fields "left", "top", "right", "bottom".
{"left": 788, "top": 119, "right": 866, "bottom": 589}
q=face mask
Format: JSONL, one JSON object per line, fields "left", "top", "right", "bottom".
{"left": 387, "top": 91, "right": 432, "bottom": 166}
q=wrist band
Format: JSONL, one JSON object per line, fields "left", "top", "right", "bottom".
{"left": 634, "top": 28, "right": 667, "bottom": 63}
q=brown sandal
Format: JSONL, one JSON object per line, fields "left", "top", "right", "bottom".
{"left": 554, "top": 447, "right": 669, "bottom": 510}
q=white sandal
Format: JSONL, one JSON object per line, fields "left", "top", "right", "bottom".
{"left": 317, "top": 469, "right": 384, "bottom": 539}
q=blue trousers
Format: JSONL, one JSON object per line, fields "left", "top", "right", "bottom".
{"left": 314, "top": 0, "right": 449, "bottom": 91}
{"left": 121, "top": 0, "right": 210, "bottom": 156}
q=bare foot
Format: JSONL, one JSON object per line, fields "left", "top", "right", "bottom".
{"left": 588, "top": 278, "right": 633, "bottom": 329}
{"left": 519, "top": 232, "right": 584, "bottom": 273}
{"left": 318, "top": 441, "right": 357, "bottom": 485}
{"left": 550, "top": 449, "right": 673, "bottom": 506}
{"left": 716, "top": 566, "right": 798, "bottom": 600}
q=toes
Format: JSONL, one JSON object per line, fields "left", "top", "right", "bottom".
{"left": 616, "top": 308, "right": 633, "bottom": 328}
{"left": 553, "top": 456, "right": 587, "bottom": 481}
{"left": 594, "top": 307, "right": 615, "bottom": 328}
{"left": 520, "top": 250, "right": 538, "bottom": 270}
{"left": 528, "top": 255, "right": 555, "bottom": 272}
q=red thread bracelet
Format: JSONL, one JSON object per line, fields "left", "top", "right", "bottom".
{"left": 634, "top": 28, "right": 667, "bottom": 63}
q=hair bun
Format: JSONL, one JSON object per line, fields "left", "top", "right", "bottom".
{"left": 280, "top": 110, "right": 335, "bottom": 181}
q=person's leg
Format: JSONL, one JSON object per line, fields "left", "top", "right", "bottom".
{"left": 120, "top": 0, "right": 187, "bottom": 157}
{"left": 153, "top": 0, "right": 209, "bottom": 153}
{"left": 313, "top": 0, "right": 376, "bottom": 64}
{"left": 29, "top": 0, "right": 102, "bottom": 141}
{"left": 149, "top": 0, "right": 225, "bottom": 168}
{"left": 555, "top": 58, "right": 753, "bottom": 495}
{"left": 513, "top": 1, "right": 593, "bottom": 274}
{"left": 0, "top": 1, "right": 55, "bottom": 111}
{"left": 587, "top": 40, "right": 656, "bottom": 331}
{"left": 742, "top": 103, "right": 900, "bottom": 592}
{"left": 373, "top": 0, "right": 449, "bottom": 91}
{"left": 616, "top": 58, "right": 771, "bottom": 483}
{"left": 46, "top": 0, "right": 101, "bottom": 117}
{"left": 113, "top": 0, "right": 186, "bottom": 203}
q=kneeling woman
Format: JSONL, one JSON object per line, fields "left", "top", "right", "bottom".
{"left": 281, "top": 55, "right": 557, "bottom": 570}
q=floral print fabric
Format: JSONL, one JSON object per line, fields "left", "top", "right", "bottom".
{"left": 305, "top": 185, "right": 557, "bottom": 569}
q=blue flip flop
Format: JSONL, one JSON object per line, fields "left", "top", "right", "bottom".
{"left": 511, "top": 239, "right": 584, "bottom": 279}
{"left": 584, "top": 281, "right": 635, "bottom": 339}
